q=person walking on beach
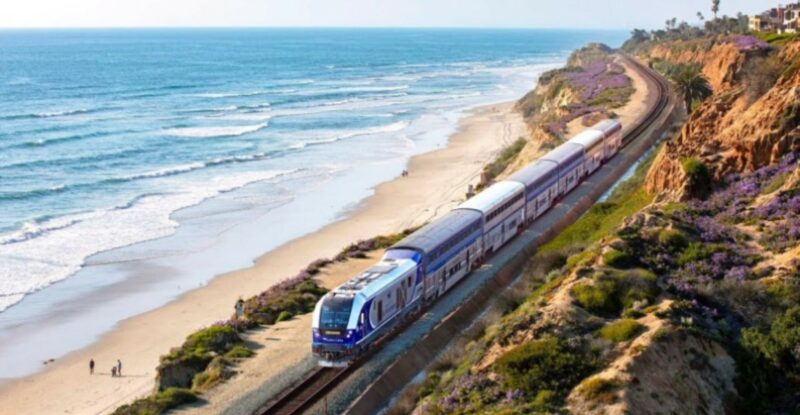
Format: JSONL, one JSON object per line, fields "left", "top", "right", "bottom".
{"left": 89, "top": 358, "right": 95, "bottom": 375}
{"left": 111, "top": 366, "right": 117, "bottom": 377}
{"left": 117, "top": 359, "right": 122, "bottom": 377}
{"left": 235, "top": 297, "right": 245, "bottom": 320}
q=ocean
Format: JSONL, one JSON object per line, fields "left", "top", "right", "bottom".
{"left": 0, "top": 28, "right": 626, "bottom": 377}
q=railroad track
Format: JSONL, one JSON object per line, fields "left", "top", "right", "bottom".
{"left": 256, "top": 53, "right": 672, "bottom": 415}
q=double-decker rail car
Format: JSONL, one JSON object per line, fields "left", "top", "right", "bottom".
{"left": 387, "top": 209, "right": 484, "bottom": 302}
{"left": 541, "top": 142, "right": 586, "bottom": 196}
{"left": 507, "top": 160, "right": 559, "bottom": 224}
{"left": 312, "top": 119, "right": 622, "bottom": 366}
{"left": 569, "top": 128, "right": 606, "bottom": 175}
{"left": 591, "top": 119, "right": 623, "bottom": 159}
{"left": 456, "top": 181, "right": 525, "bottom": 256}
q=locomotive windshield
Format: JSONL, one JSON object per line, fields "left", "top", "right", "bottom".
{"left": 319, "top": 295, "right": 353, "bottom": 330}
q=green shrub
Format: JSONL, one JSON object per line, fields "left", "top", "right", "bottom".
{"left": 682, "top": 158, "right": 712, "bottom": 197}
{"left": 276, "top": 310, "right": 294, "bottom": 322}
{"left": 657, "top": 228, "right": 689, "bottom": 251}
{"left": 154, "top": 388, "right": 198, "bottom": 410}
{"left": 572, "top": 279, "right": 619, "bottom": 316}
{"left": 677, "top": 242, "right": 725, "bottom": 266}
{"left": 602, "top": 249, "right": 635, "bottom": 268}
{"left": 572, "top": 269, "right": 659, "bottom": 317}
{"left": 597, "top": 319, "right": 644, "bottom": 342}
{"left": 494, "top": 337, "right": 593, "bottom": 397}
{"left": 417, "top": 371, "right": 442, "bottom": 399}
{"left": 478, "top": 138, "right": 528, "bottom": 189}
{"left": 578, "top": 377, "right": 621, "bottom": 403}
{"left": 191, "top": 357, "right": 234, "bottom": 393}
{"left": 224, "top": 345, "right": 254, "bottom": 359}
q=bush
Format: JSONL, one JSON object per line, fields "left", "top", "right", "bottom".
{"left": 602, "top": 249, "right": 635, "bottom": 268}
{"left": 191, "top": 357, "right": 234, "bottom": 393}
{"left": 224, "top": 345, "right": 254, "bottom": 359}
{"left": 154, "top": 388, "right": 198, "bottom": 410}
{"left": 478, "top": 138, "right": 527, "bottom": 189}
{"left": 572, "top": 269, "right": 659, "bottom": 317}
{"left": 676, "top": 242, "right": 725, "bottom": 266}
{"left": 578, "top": 377, "right": 621, "bottom": 403}
{"left": 657, "top": 228, "right": 689, "bottom": 251}
{"left": 572, "top": 279, "right": 619, "bottom": 316}
{"left": 682, "top": 158, "right": 712, "bottom": 198}
{"left": 276, "top": 310, "right": 294, "bottom": 322}
{"left": 597, "top": 319, "right": 644, "bottom": 342}
{"left": 494, "top": 337, "right": 593, "bottom": 398}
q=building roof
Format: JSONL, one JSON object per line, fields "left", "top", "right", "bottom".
{"left": 456, "top": 181, "right": 525, "bottom": 214}
{"left": 390, "top": 209, "right": 482, "bottom": 256}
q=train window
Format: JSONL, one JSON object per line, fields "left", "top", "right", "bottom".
{"left": 377, "top": 301, "right": 383, "bottom": 322}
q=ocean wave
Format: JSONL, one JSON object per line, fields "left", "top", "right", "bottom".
{"left": 194, "top": 91, "right": 267, "bottom": 99}
{"left": 0, "top": 169, "right": 297, "bottom": 312}
{"left": 0, "top": 108, "right": 95, "bottom": 121}
{"left": 163, "top": 122, "right": 268, "bottom": 138}
{"left": 290, "top": 121, "right": 410, "bottom": 149}
{"left": 1, "top": 129, "right": 137, "bottom": 151}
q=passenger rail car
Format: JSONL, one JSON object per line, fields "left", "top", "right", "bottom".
{"left": 312, "top": 119, "right": 622, "bottom": 366}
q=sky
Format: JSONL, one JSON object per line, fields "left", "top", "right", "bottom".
{"left": 0, "top": 0, "right": 782, "bottom": 29}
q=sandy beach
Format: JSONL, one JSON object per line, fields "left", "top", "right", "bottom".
{"left": 0, "top": 101, "right": 526, "bottom": 414}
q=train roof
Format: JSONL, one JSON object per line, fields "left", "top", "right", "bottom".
{"left": 334, "top": 258, "right": 417, "bottom": 299}
{"left": 589, "top": 119, "right": 622, "bottom": 135}
{"left": 541, "top": 142, "right": 584, "bottom": 165}
{"left": 390, "top": 209, "right": 482, "bottom": 255}
{"left": 456, "top": 181, "right": 525, "bottom": 214}
{"left": 568, "top": 128, "right": 604, "bottom": 149}
{"left": 506, "top": 160, "right": 558, "bottom": 189}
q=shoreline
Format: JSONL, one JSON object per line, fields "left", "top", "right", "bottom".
{"left": 0, "top": 100, "right": 527, "bottom": 414}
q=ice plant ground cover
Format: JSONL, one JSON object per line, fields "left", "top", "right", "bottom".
{"left": 544, "top": 58, "right": 633, "bottom": 137}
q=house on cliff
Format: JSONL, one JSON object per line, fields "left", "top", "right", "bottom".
{"left": 749, "top": 3, "right": 800, "bottom": 33}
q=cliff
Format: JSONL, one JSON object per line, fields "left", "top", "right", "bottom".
{"left": 643, "top": 37, "right": 800, "bottom": 199}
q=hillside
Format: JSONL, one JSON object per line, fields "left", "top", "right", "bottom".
{"left": 477, "top": 43, "right": 635, "bottom": 188}
{"left": 400, "top": 30, "right": 800, "bottom": 415}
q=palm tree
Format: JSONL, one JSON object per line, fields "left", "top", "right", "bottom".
{"left": 669, "top": 65, "right": 713, "bottom": 114}
{"left": 697, "top": 12, "right": 705, "bottom": 23}
{"left": 711, "top": 0, "right": 720, "bottom": 20}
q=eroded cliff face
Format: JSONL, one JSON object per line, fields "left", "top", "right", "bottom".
{"left": 644, "top": 39, "right": 800, "bottom": 199}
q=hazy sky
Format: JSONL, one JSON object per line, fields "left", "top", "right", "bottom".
{"left": 0, "top": 0, "right": 779, "bottom": 29}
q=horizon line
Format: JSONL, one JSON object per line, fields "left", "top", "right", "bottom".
{"left": 0, "top": 25, "right": 632, "bottom": 31}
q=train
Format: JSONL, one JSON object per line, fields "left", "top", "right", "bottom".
{"left": 311, "top": 119, "right": 623, "bottom": 367}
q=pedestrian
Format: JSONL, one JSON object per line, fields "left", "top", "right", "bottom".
{"left": 117, "top": 359, "right": 122, "bottom": 377}
{"left": 111, "top": 366, "right": 117, "bottom": 377}
{"left": 234, "top": 297, "right": 245, "bottom": 320}
{"left": 89, "top": 358, "right": 95, "bottom": 375}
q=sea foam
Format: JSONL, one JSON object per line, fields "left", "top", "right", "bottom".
{"left": 0, "top": 169, "right": 295, "bottom": 312}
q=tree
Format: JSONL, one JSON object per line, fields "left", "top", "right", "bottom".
{"left": 671, "top": 17, "right": 678, "bottom": 29}
{"left": 668, "top": 64, "right": 713, "bottom": 114}
{"left": 630, "top": 28, "right": 649, "bottom": 43}
{"left": 712, "top": 0, "right": 720, "bottom": 20}
{"left": 697, "top": 12, "right": 705, "bottom": 23}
